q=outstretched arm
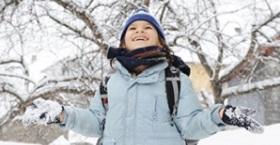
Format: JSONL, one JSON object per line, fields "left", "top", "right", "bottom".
{"left": 22, "top": 90, "right": 106, "bottom": 137}
{"left": 174, "top": 73, "right": 263, "bottom": 140}
{"left": 61, "top": 90, "right": 105, "bottom": 137}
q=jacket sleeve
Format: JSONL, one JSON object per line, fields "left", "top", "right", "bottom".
{"left": 60, "top": 89, "right": 106, "bottom": 137}
{"left": 174, "top": 73, "right": 225, "bottom": 140}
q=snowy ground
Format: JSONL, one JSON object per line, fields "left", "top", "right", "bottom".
{"left": 198, "top": 124, "right": 280, "bottom": 145}
{"left": 1, "top": 123, "right": 279, "bottom": 145}
{"left": 0, "top": 142, "right": 40, "bottom": 145}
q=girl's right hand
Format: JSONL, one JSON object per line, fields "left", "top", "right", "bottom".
{"left": 21, "top": 98, "right": 64, "bottom": 126}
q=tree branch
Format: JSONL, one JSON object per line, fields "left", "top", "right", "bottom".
{"left": 31, "top": 75, "right": 101, "bottom": 95}
{"left": 0, "top": 83, "right": 23, "bottom": 102}
{"left": 0, "top": 59, "right": 22, "bottom": 65}
{"left": 0, "top": 73, "right": 35, "bottom": 85}
{"left": 188, "top": 38, "right": 214, "bottom": 77}
{"left": 47, "top": 12, "right": 96, "bottom": 42}
{"left": 31, "top": 85, "right": 95, "bottom": 99}
{"left": 222, "top": 77, "right": 280, "bottom": 97}
{"left": 219, "top": 11, "right": 280, "bottom": 83}
{"left": 51, "top": 0, "right": 108, "bottom": 50}
{"left": 209, "top": 0, "right": 224, "bottom": 81}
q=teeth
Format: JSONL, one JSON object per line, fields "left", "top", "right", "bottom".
{"left": 133, "top": 37, "right": 147, "bottom": 41}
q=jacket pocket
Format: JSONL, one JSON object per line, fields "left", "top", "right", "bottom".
{"left": 154, "top": 95, "right": 172, "bottom": 123}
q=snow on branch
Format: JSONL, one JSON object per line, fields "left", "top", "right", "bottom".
{"left": 0, "top": 83, "right": 23, "bottom": 102}
{"left": 209, "top": 0, "right": 224, "bottom": 82}
{"left": 0, "top": 73, "right": 35, "bottom": 85}
{"left": 219, "top": 11, "right": 280, "bottom": 83}
{"left": 47, "top": 12, "right": 95, "bottom": 42}
{"left": 252, "top": 11, "right": 280, "bottom": 33}
{"left": 0, "top": 0, "right": 18, "bottom": 15}
{"left": 187, "top": 38, "right": 213, "bottom": 77}
{"left": 222, "top": 77, "right": 280, "bottom": 97}
{"left": 31, "top": 75, "right": 100, "bottom": 94}
{"left": 259, "top": 41, "right": 280, "bottom": 48}
{"left": 30, "top": 85, "right": 95, "bottom": 101}
{"left": 52, "top": 0, "right": 107, "bottom": 50}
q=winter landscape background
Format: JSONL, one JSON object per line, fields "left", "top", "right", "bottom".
{"left": 0, "top": 0, "right": 279, "bottom": 144}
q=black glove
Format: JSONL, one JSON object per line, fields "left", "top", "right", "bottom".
{"left": 222, "top": 105, "right": 264, "bottom": 134}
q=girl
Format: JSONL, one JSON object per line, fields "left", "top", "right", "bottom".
{"left": 23, "top": 9, "right": 263, "bottom": 145}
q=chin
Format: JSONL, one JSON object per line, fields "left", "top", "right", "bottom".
{"left": 129, "top": 44, "right": 154, "bottom": 50}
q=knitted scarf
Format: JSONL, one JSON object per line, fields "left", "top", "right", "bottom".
{"left": 107, "top": 46, "right": 167, "bottom": 74}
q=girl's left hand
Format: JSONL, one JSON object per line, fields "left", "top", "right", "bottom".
{"left": 219, "top": 105, "right": 264, "bottom": 134}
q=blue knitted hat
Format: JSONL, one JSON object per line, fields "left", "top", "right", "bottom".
{"left": 119, "top": 9, "right": 165, "bottom": 41}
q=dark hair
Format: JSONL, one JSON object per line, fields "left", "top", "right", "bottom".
{"left": 158, "top": 37, "right": 174, "bottom": 66}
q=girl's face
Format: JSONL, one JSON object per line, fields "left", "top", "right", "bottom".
{"left": 123, "top": 21, "right": 162, "bottom": 51}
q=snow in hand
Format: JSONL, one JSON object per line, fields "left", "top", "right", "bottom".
{"left": 222, "top": 105, "right": 264, "bottom": 134}
{"left": 21, "top": 98, "right": 62, "bottom": 126}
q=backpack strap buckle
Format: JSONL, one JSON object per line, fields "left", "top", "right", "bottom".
{"left": 165, "top": 66, "right": 181, "bottom": 122}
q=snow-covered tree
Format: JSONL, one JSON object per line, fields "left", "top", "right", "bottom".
{"left": 0, "top": 0, "right": 280, "bottom": 142}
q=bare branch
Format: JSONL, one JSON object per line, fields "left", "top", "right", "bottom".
{"left": 85, "top": 0, "right": 95, "bottom": 9}
{"left": 158, "top": 1, "right": 169, "bottom": 22}
{"left": 264, "top": 0, "right": 274, "bottom": 16}
{"left": 252, "top": 11, "right": 280, "bottom": 33}
{"left": 0, "top": 59, "right": 21, "bottom": 65}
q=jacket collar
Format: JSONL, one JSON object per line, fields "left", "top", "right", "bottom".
{"left": 116, "top": 61, "right": 168, "bottom": 83}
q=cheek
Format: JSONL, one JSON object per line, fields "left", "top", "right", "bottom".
{"left": 150, "top": 32, "right": 160, "bottom": 41}
{"left": 151, "top": 37, "right": 161, "bottom": 45}
{"left": 125, "top": 31, "right": 135, "bottom": 40}
{"left": 124, "top": 34, "right": 130, "bottom": 41}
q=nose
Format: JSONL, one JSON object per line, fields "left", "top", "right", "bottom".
{"left": 136, "top": 28, "right": 144, "bottom": 33}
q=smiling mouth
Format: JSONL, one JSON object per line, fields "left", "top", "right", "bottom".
{"left": 133, "top": 36, "right": 149, "bottom": 41}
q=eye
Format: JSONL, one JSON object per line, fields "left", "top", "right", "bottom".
{"left": 128, "top": 27, "right": 136, "bottom": 30}
{"left": 145, "top": 26, "right": 152, "bottom": 29}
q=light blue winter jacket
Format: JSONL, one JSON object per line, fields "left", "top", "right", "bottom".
{"left": 62, "top": 61, "right": 225, "bottom": 145}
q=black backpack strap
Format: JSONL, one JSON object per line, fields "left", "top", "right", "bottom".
{"left": 165, "top": 66, "right": 181, "bottom": 120}
{"left": 99, "top": 76, "right": 110, "bottom": 112}
{"left": 97, "top": 76, "right": 111, "bottom": 145}
{"left": 166, "top": 66, "right": 198, "bottom": 145}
